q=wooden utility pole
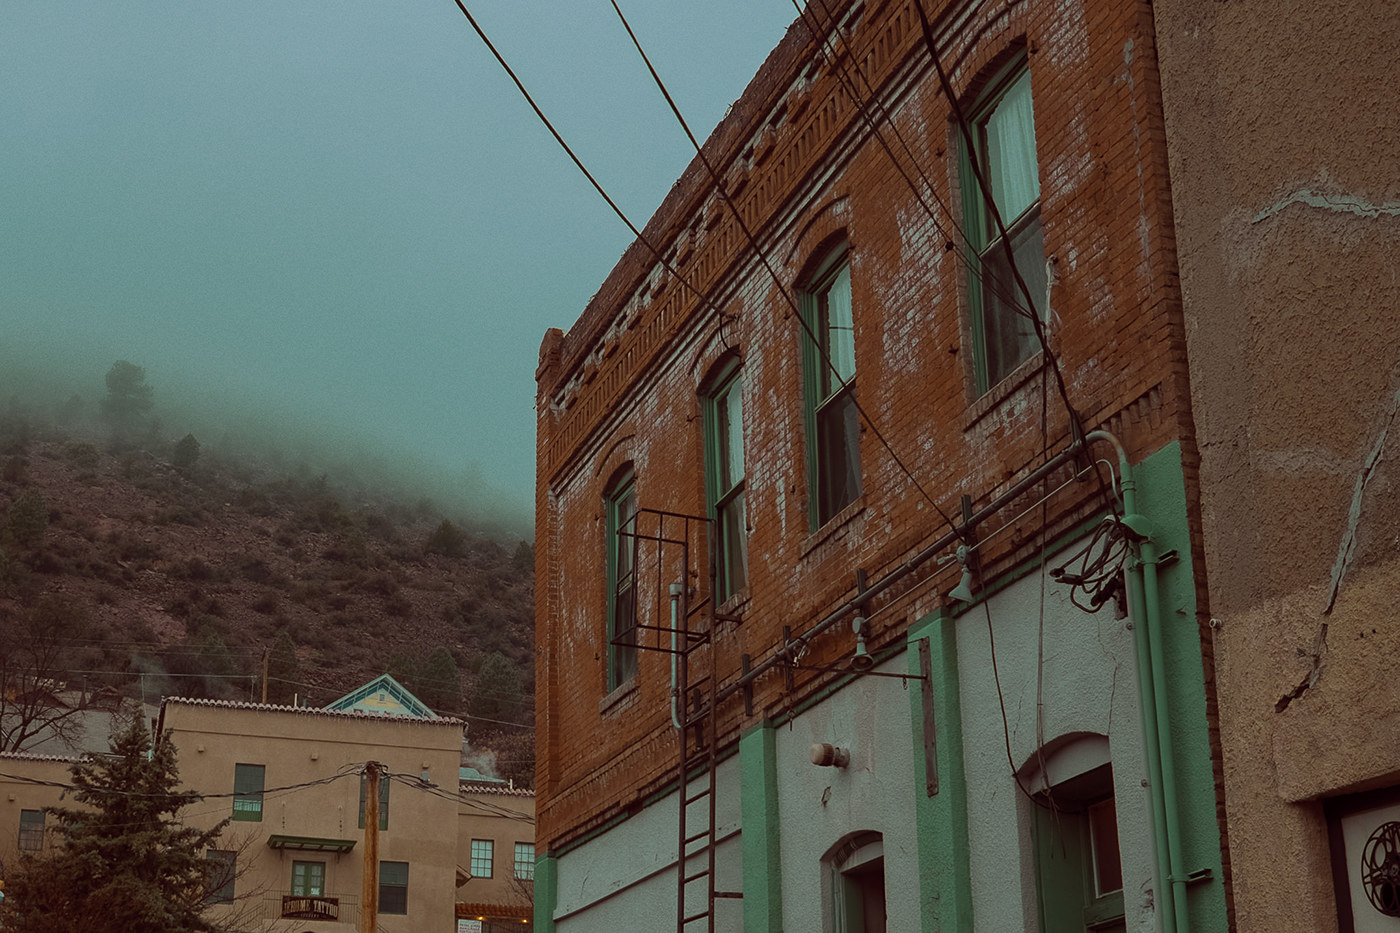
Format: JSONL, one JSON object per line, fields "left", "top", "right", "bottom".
{"left": 260, "top": 648, "right": 269, "bottom": 704}
{"left": 361, "top": 761, "right": 380, "bottom": 932}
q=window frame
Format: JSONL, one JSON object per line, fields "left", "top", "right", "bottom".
{"left": 232, "top": 763, "right": 265, "bottom": 822}
{"left": 605, "top": 471, "right": 639, "bottom": 691}
{"left": 290, "top": 859, "right": 326, "bottom": 898}
{"left": 18, "top": 808, "right": 44, "bottom": 851}
{"left": 959, "top": 55, "right": 1047, "bottom": 395}
{"left": 379, "top": 860, "right": 409, "bottom": 915}
{"left": 470, "top": 838, "right": 495, "bottom": 878}
{"left": 205, "top": 848, "right": 237, "bottom": 906}
{"left": 358, "top": 772, "right": 390, "bottom": 831}
{"left": 1031, "top": 763, "right": 1126, "bottom": 932}
{"left": 801, "top": 245, "right": 862, "bottom": 529}
{"left": 703, "top": 360, "right": 747, "bottom": 603}
{"left": 514, "top": 841, "right": 536, "bottom": 880}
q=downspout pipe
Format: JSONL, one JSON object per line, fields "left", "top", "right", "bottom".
{"left": 1087, "top": 430, "right": 1189, "bottom": 933}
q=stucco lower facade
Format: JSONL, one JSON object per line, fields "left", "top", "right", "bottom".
{"left": 1153, "top": 0, "right": 1400, "bottom": 929}
{"left": 535, "top": 446, "right": 1227, "bottom": 932}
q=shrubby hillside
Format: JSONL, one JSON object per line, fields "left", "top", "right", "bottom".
{"left": 0, "top": 388, "right": 535, "bottom": 785}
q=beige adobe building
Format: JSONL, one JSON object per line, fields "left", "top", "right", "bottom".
{"left": 1154, "top": 1, "right": 1400, "bottom": 930}
{"left": 159, "top": 683, "right": 536, "bottom": 932}
{"left": 1, "top": 676, "right": 535, "bottom": 932}
{"left": 0, "top": 751, "right": 77, "bottom": 869}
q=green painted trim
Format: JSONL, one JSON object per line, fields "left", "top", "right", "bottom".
{"left": 906, "top": 613, "right": 973, "bottom": 932}
{"left": 1134, "top": 441, "right": 1229, "bottom": 932}
{"left": 741, "top": 723, "right": 784, "bottom": 932}
{"left": 533, "top": 854, "right": 559, "bottom": 932}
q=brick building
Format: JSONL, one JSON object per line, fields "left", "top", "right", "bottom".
{"left": 533, "top": 1, "right": 1229, "bottom": 931}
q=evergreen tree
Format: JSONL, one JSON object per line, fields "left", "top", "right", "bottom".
{"left": 419, "top": 646, "right": 461, "bottom": 713}
{"left": 266, "top": 630, "right": 300, "bottom": 705}
{"left": 0, "top": 719, "right": 227, "bottom": 933}
{"left": 470, "top": 650, "right": 523, "bottom": 722}
{"left": 100, "top": 360, "right": 154, "bottom": 440}
{"left": 172, "top": 433, "right": 201, "bottom": 471}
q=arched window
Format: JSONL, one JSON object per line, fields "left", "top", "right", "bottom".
{"left": 703, "top": 357, "right": 747, "bottom": 602}
{"left": 824, "top": 831, "right": 886, "bottom": 933}
{"left": 604, "top": 468, "right": 638, "bottom": 690}
{"left": 801, "top": 243, "right": 862, "bottom": 527}
{"left": 1023, "top": 735, "right": 1125, "bottom": 932}
{"left": 961, "top": 54, "right": 1047, "bottom": 393}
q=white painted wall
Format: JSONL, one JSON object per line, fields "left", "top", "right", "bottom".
{"left": 955, "top": 548, "right": 1157, "bottom": 932}
{"left": 771, "top": 654, "right": 922, "bottom": 933}
{"left": 553, "top": 755, "right": 744, "bottom": 932}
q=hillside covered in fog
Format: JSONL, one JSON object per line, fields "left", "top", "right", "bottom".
{"left": 0, "top": 366, "right": 535, "bottom": 784}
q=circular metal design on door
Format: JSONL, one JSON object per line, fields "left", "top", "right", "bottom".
{"left": 1362, "top": 821, "right": 1400, "bottom": 916}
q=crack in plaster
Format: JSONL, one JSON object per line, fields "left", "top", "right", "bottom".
{"left": 1324, "top": 385, "right": 1400, "bottom": 613}
{"left": 1275, "top": 623, "right": 1328, "bottom": 713}
{"left": 1251, "top": 189, "right": 1400, "bottom": 224}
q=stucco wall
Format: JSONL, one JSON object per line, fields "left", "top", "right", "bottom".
{"left": 551, "top": 754, "right": 743, "bottom": 930}
{"left": 1153, "top": 1, "right": 1400, "bottom": 929}
{"left": 954, "top": 546, "right": 1155, "bottom": 931}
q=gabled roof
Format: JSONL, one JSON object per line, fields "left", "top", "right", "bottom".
{"left": 324, "top": 674, "right": 437, "bottom": 719}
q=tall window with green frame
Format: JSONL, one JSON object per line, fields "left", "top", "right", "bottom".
{"left": 232, "top": 763, "right": 264, "bottom": 822}
{"left": 802, "top": 250, "right": 861, "bottom": 527}
{"left": 605, "top": 472, "right": 638, "bottom": 690}
{"left": 705, "top": 365, "right": 747, "bottom": 602}
{"left": 961, "top": 59, "right": 1047, "bottom": 393}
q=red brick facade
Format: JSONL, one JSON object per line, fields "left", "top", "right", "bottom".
{"left": 534, "top": 0, "right": 1200, "bottom": 856}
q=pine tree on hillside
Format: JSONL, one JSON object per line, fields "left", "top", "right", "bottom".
{"left": 0, "top": 719, "right": 228, "bottom": 933}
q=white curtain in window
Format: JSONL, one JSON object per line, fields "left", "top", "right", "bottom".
{"left": 825, "top": 264, "right": 855, "bottom": 386}
{"left": 985, "top": 71, "right": 1039, "bottom": 223}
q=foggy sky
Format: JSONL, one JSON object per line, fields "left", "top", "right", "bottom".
{"left": 0, "top": 2, "right": 797, "bottom": 528}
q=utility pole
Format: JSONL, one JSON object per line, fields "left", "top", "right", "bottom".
{"left": 260, "top": 648, "right": 269, "bottom": 704}
{"left": 362, "top": 761, "right": 380, "bottom": 932}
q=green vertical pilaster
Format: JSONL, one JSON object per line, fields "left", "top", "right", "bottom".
{"left": 740, "top": 721, "right": 784, "bottom": 932}
{"left": 1136, "top": 442, "right": 1229, "bottom": 931}
{"left": 908, "top": 612, "right": 973, "bottom": 932}
{"left": 533, "top": 853, "right": 558, "bottom": 932}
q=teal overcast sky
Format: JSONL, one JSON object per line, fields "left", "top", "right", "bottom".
{"left": 0, "top": 2, "right": 797, "bottom": 527}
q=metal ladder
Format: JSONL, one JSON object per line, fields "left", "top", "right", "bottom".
{"left": 614, "top": 508, "right": 741, "bottom": 933}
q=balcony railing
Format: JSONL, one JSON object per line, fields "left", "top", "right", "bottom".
{"left": 281, "top": 894, "right": 340, "bottom": 920}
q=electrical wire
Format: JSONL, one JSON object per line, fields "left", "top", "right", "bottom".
{"left": 606, "top": 0, "right": 968, "bottom": 543}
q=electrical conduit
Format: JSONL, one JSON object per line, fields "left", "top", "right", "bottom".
{"left": 1087, "top": 430, "right": 1190, "bottom": 933}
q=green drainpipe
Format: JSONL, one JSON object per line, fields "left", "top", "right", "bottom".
{"left": 1087, "top": 430, "right": 1189, "bottom": 933}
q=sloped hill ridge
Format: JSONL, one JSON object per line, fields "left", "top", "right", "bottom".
{"left": 0, "top": 425, "right": 534, "bottom": 780}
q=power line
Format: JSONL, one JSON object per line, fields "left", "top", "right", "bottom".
{"left": 605, "top": 0, "right": 967, "bottom": 545}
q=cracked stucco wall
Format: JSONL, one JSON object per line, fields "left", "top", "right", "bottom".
{"left": 1153, "top": 0, "right": 1400, "bottom": 930}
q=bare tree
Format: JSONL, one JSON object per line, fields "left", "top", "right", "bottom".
{"left": 0, "top": 594, "right": 104, "bottom": 753}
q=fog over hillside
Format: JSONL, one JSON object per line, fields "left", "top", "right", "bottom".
{"left": 0, "top": 349, "right": 529, "bottom": 538}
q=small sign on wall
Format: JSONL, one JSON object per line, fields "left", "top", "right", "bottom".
{"left": 458, "top": 919, "right": 483, "bottom": 933}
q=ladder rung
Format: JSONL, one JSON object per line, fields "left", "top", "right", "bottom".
{"left": 685, "top": 787, "right": 711, "bottom": 805}
{"left": 682, "top": 908, "right": 711, "bottom": 924}
{"left": 683, "top": 868, "right": 711, "bottom": 884}
{"left": 714, "top": 890, "right": 743, "bottom": 899}
{"left": 684, "top": 829, "right": 711, "bottom": 845}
